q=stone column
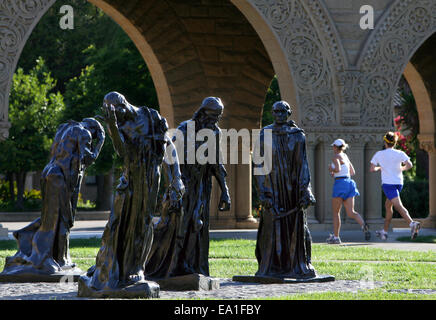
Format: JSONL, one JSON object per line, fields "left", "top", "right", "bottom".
{"left": 209, "top": 163, "right": 237, "bottom": 229}
{"left": 306, "top": 142, "right": 319, "bottom": 224}
{"left": 315, "top": 141, "right": 334, "bottom": 225}
{"left": 364, "top": 142, "right": 385, "bottom": 227}
{"left": 419, "top": 136, "right": 436, "bottom": 228}
{"left": 235, "top": 161, "right": 258, "bottom": 228}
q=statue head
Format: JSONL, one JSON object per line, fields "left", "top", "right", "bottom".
{"left": 193, "top": 97, "right": 224, "bottom": 129}
{"left": 103, "top": 91, "right": 135, "bottom": 122}
{"left": 272, "top": 101, "right": 293, "bottom": 125}
{"left": 81, "top": 117, "right": 105, "bottom": 140}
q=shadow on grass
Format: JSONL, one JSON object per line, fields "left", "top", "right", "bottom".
{"left": 395, "top": 235, "right": 436, "bottom": 243}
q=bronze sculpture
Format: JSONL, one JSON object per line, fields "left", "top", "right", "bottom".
{"left": 234, "top": 101, "right": 334, "bottom": 283}
{"left": 144, "top": 97, "right": 230, "bottom": 290}
{"left": 0, "top": 118, "right": 104, "bottom": 281}
{"left": 78, "top": 92, "right": 184, "bottom": 298}
{"left": 172, "top": 97, "right": 231, "bottom": 277}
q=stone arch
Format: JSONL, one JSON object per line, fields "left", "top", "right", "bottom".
{"left": 230, "top": 0, "right": 298, "bottom": 121}
{"left": 0, "top": 0, "right": 57, "bottom": 139}
{"left": 403, "top": 62, "right": 435, "bottom": 141}
{"left": 1, "top": 0, "right": 285, "bottom": 229}
{"left": 233, "top": 0, "right": 346, "bottom": 127}
{"left": 0, "top": 0, "right": 175, "bottom": 132}
{"left": 357, "top": 0, "right": 436, "bottom": 226}
{"left": 356, "top": 0, "right": 436, "bottom": 128}
{"left": 403, "top": 60, "right": 436, "bottom": 227}
{"left": 88, "top": 0, "right": 174, "bottom": 126}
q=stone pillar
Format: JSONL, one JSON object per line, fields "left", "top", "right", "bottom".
{"left": 315, "top": 141, "right": 334, "bottom": 224}
{"left": 235, "top": 161, "right": 258, "bottom": 228}
{"left": 209, "top": 164, "right": 237, "bottom": 229}
{"left": 426, "top": 150, "right": 436, "bottom": 227}
{"left": 364, "top": 142, "right": 385, "bottom": 227}
{"left": 306, "top": 142, "right": 319, "bottom": 224}
{"left": 419, "top": 136, "right": 436, "bottom": 228}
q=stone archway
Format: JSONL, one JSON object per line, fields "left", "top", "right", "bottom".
{"left": 88, "top": 0, "right": 175, "bottom": 126}
{"left": 1, "top": 0, "right": 283, "bottom": 229}
{"left": 403, "top": 61, "right": 436, "bottom": 227}
{"left": 3, "top": 1, "right": 436, "bottom": 230}
{"left": 357, "top": 0, "right": 436, "bottom": 227}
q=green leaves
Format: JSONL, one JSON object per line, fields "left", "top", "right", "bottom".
{"left": 0, "top": 58, "right": 65, "bottom": 174}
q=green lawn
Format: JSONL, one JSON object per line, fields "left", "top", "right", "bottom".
{"left": 1, "top": 238, "right": 435, "bottom": 300}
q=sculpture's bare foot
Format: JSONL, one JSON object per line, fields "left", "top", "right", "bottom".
{"left": 128, "top": 270, "right": 145, "bottom": 284}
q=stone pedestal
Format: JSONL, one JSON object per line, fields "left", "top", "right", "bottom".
{"left": 150, "top": 273, "right": 220, "bottom": 291}
{"left": 77, "top": 276, "right": 160, "bottom": 299}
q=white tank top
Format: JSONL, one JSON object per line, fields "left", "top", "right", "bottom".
{"left": 332, "top": 154, "right": 350, "bottom": 178}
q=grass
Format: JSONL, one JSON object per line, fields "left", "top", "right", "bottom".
{"left": 1, "top": 238, "right": 435, "bottom": 299}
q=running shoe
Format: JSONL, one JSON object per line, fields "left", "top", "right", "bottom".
{"left": 362, "top": 223, "right": 371, "bottom": 241}
{"left": 326, "top": 234, "right": 341, "bottom": 244}
{"left": 410, "top": 221, "right": 421, "bottom": 240}
{"left": 375, "top": 230, "right": 388, "bottom": 240}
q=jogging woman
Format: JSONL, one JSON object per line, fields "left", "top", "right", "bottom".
{"left": 327, "top": 139, "right": 371, "bottom": 244}
{"left": 370, "top": 132, "right": 420, "bottom": 240}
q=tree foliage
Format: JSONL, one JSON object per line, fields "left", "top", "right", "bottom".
{"left": 0, "top": 58, "right": 64, "bottom": 207}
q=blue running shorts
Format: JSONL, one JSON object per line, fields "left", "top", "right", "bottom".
{"left": 382, "top": 184, "right": 403, "bottom": 200}
{"left": 332, "top": 177, "right": 360, "bottom": 200}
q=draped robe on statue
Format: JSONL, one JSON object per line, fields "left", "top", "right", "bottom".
{"left": 84, "top": 107, "right": 179, "bottom": 290}
{"left": 254, "top": 122, "right": 316, "bottom": 279}
{"left": 2, "top": 121, "right": 99, "bottom": 275}
{"left": 172, "top": 120, "right": 227, "bottom": 277}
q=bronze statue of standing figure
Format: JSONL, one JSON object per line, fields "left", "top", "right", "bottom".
{"left": 172, "top": 97, "right": 231, "bottom": 277}
{"left": 234, "top": 101, "right": 334, "bottom": 283}
{"left": 144, "top": 97, "right": 230, "bottom": 290}
{"left": 0, "top": 118, "right": 104, "bottom": 282}
{"left": 78, "top": 92, "right": 184, "bottom": 298}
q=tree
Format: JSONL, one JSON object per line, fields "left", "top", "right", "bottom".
{"left": 262, "top": 76, "right": 281, "bottom": 127}
{"left": 18, "top": 0, "right": 107, "bottom": 94}
{"left": 16, "top": 0, "right": 159, "bottom": 210}
{"left": 0, "top": 59, "right": 64, "bottom": 209}
{"left": 61, "top": 24, "right": 159, "bottom": 208}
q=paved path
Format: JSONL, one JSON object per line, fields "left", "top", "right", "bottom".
{"left": 2, "top": 221, "right": 436, "bottom": 251}
{"left": 0, "top": 279, "right": 387, "bottom": 300}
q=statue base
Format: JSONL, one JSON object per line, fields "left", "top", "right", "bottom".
{"left": 149, "top": 273, "right": 220, "bottom": 291}
{"left": 232, "top": 274, "right": 335, "bottom": 284}
{"left": 0, "top": 266, "right": 84, "bottom": 283}
{"left": 77, "top": 275, "right": 160, "bottom": 299}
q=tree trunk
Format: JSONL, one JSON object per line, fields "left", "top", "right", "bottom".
{"left": 7, "top": 172, "right": 15, "bottom": 202}
{"left": 96, "top": 170, "right": 113, "bottom": 211}
{"left": 15, "top": 171, "right": 26, "bottom": 210}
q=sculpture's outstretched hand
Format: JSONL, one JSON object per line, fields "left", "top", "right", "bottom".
{"left": 218, "top": 191, "right": 231, "bottom": 211}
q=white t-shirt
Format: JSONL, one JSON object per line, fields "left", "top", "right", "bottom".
{"left": 370, "top": 148, "right": 410, "bottom": 185}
